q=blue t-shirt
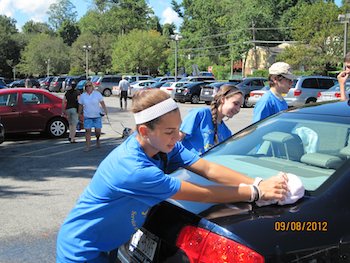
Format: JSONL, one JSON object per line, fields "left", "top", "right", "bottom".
{"left": 180, "top": 107, "right": 232, "bottom": 155}
{"left": 56, "top": 134, "right": 199, "bottom": 262}
{"left": 253, "top": 90, "right": 288, "bottom": 123}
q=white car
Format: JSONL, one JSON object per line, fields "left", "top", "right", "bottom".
{"left": 247, "top": 86, "right": 270, "bottom": 107}
{"left": 128, "top": 80, "right": 157, "bottom": 97}
{"left": 317, "top": 83, "right": 350, "bottom": 102}
{"left": 160, "top": 81, "right": 189, "bottom": 99}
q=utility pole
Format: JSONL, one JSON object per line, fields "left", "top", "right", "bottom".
{"left": 171, "top": 34, "right": 182, "bottom": 81}
{"left": 339, "top": 13, "right": 350, "bottom": 68}
{"left": 83, "top": 45, "right": 92, "bottom": 79}
{"left": 46, "top": 58, "right": 50, "bottom": 77}
{"left": 252, "top": 21, "right": 257, "bottom": 70}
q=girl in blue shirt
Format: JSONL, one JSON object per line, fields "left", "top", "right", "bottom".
{"left": 180, "top": 84, "right": 243, "bottom": 154}
{"left": 56, "top": 89, "right": 288, "bottom": 263}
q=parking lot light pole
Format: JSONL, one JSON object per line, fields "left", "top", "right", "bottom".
{"left": 83, "top": 45, "right": 92, "bottom": 79}
{"left": 45, "top": 58, "right": 50, "bottom": 77}
{"left": 338, "top": 13, "right": 350, "bottom": 67}
{"left": 170, "top": 34, "right": 182, "bottom": 81}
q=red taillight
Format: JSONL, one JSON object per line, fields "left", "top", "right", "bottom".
{"left": 176, "top": 226, "right": 264, "bottom": 263}
{"left": 166, "top": 88, "right": 173, "bottom": 90}
{"left": 250, "top": 92, "right": 255, "bottom": 96}
{"left": 335, "top": 92, "right": 341, "bottom": 98}
{"left": 317, "top": 92, "right": 321, "bottom": 98}
{"left": 93, "top": 82, "right": 100, "bottom": 86}
{"left": 53, "top": 82, "right": 58, "bottom": 86}
{"left": 294, "top": 90, "right": 302, "bottom": 96}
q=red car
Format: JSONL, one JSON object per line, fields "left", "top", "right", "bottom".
{"left": 0, "top": 88, "right": 68, "bottom": 138}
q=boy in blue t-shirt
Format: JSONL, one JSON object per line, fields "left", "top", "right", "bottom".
{"left": 253, "top": 62, "right": 296, "bottom": 123}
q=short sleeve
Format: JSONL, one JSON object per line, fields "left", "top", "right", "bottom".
{"left": 167, "top": 142, "right": 200, "bottom": 173}
{"left": 180, "top": 109, "right": 203, "bottom": 137}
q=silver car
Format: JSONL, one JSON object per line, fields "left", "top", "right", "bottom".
{"left": 317, "top": 82, "right": 350, "bottom": 102}
{"left": 284, "top": 76, "right": 337, "bottom": 107}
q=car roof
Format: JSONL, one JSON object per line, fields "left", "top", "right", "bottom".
{"left": 288, "top": 101, "right": 350, "bottom": 117}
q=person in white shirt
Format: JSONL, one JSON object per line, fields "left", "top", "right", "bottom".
{"left": 78, "top": 81, "right": 108, "bottom": 152}
{"left": 119, "top": 77, "right": 130, "bottom": 110}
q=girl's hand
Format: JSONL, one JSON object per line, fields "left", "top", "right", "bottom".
{"left": 258, "top": 172, "right": 289, "bottom": 201}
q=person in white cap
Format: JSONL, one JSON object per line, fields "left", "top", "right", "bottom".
{"left": 57, "top": 89, "right": 289, "bottom": 263}
{"left": 253, "top": 62, "right": 296, "bottom": 122}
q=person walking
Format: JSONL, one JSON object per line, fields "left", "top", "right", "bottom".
{"left": 25, "top": 76, "right": 32, "bottom": 88}
{"left": 179, "top": 84, "right": 243, "bottom": 154}
{"left": 253, "top": 62, "right": 296, "bottom": 123}
{"left": 57, "top": 89, "right": 288, "bottom": 263}
{"left": 337, "top": 52, "right": 350, "bottom": 101}
{"left": 118, "top": 76, "right": 130, "bottom": 110}
{"left": 62, "top": 80, "right": 80, "bottom": 143}
{"left": 78, "top": 81, "right": 108, "bottom": 152}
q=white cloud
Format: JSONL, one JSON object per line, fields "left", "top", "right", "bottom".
{"left": 162, "top": 7, "right": 182, "bottom": 26}
{"left": 0, "top": 0, "right": 56, "bottom": 24}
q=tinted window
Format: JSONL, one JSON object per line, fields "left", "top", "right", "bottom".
{"left": 111, "top": 77, "right": 122, "bottom": 82}
{"left": 301, "top": 78, "right": 318, "bottom": 89}
{"left": 139, "top": 76, "right": 149, "bottom": 80}
{"left": 22, "top": 93, "right": 48, "bottom": 104}
{"left": 318, "top": 79, "right": 336, "bottom": 89}
{"left": 0, "top": 93, "right": 17, "bottom": 106}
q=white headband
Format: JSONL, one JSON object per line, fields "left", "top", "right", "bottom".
{"left": 134, "top": 98, "right": 178, "bottom": 124}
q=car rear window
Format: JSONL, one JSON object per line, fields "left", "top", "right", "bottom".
{"left": 301, "top": 78, "right": 318, "bottom": 89}
{"left": 318, "top": 78, "right": 336, "bottom": 89}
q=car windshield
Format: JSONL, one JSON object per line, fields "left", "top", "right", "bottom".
{"left": 169, "top": 109, "right": 350, "bottom": 212}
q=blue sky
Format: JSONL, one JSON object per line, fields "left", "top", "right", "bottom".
{"left": 0, "top": 0, "right": 183, "bottom": 31}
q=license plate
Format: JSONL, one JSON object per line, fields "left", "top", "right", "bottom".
{"left": 254, "top": 95, "right": 260, "bottom": 98}
{"left": 177, "top": 90, "right": 182, "bottom": 93}
{"left": 204, "top": 91, "right": 209, "bottom": 95}
{"left": 282, "top": 93, "right": 287, "bottom": 97}
{"left": 129, "top": 229, "right": 158, "bottom": 262}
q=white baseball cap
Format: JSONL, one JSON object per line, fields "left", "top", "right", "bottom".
{"left": 269, "top": 62, "right": 297, "bottom": 80}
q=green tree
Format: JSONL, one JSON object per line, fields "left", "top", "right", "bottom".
{"left": 58, "top": 20, "right": 81, "bottom": 46}
{"left": 22, "top": 21, "right": 53, "bottom": 35}
{"left": 112, "top": 30, "right": 168, "bottom": 74}
{"left": 17, "top": 34, "right": 70, "bottom": 76}
{"left": 0, "top": 15, "right": 21, "bottom": 78}
{"left": 47, "top": 0, "right": 78, "bottom": 30}
{"left": 278, "top": 1, "right": 342, "bottom": 73}
{"left": 70, "top": 32, "right": 116, "bottom": 75}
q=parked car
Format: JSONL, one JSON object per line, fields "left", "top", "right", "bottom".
{"left": 91, "top": 75, "right": 122, "bottom": 97}
{"left": 199, "top": 81, "right": 239, "bottom": 105}
{"left": 0, "top": 77, "right": 12, "bottom": 86}
{"left": 284, "top": 76, "right": 337, "bottom": 107}
{"left": 0, "top": 120, "right": 4, "bottom": 144}
{"left": 64, "top": 75, "right": 86, "bottom": 91}
{"left": 40, "top": 76, "right": 55, "bottom": 90}
{"left": 178, "top": 76, "right": 216, "bottom": 83}
{"left": 150, "top": 81, "right": 169, "bottom": 89}
{"left": 76, "top": 80, "right": 87, "bottom": 94}
{"left": 118, "top": 100, "right": 350, "bottom": 263}
{"left": 49, "top": 76, "right": 67, "bottom": 92}
{"left": 153, "top": 76, "right": 176, "bottom": 83}
{"left": 0, "top": 88, "right": 68, "bottom": 137}
{"left": 0, "top": 79, "right": 7, "bottom": 89}
{"left": 160, "top": 82, "right": 188, "bottom": 99}
{"left": 230, "top": 77, "right": 267, "bottom": 107}
{"left": 317, "top": 82, "right": 350, "bottom": 102}
{"left": 9, "top": 79, "right": 40, "bottom": 89}
{"left": 128, "top": 80, "right": 157, "bottom": 97}
{"left": 198, "top": 71, "right": 215, "bottom": 77}
{"left": 247, "top": 85, "right": 271, "bottom": 107}
{"left": 174, "top": 82, "right": 207, "bottom": 104}
{"left": 124, "top": 75, "right": 154, "bottom": 83}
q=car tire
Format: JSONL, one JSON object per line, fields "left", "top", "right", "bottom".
{"left": 47, "top": 118, "right": 67, "bottom": 137}
{"left": 191, "top": 95, "right": 200, "bottom": 104}
{"left": 243, "top": 95, "right": 252, "bottom": 108}
{"left": 306, "top": 98, "right": 316, "bottom": 104}
{"left": 103, "top": 89, "right": 112, "bottom": 97}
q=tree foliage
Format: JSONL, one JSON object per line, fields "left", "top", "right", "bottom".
{"left": 58, "top": 20, "right": 81, "bottom": 46}
{"left": 278, "top": 1, "right": 342, "bottom": 73}
{"left": 112, "top": 30, "right": 168, "bottom": 74}
{"left": 0, "top": 15, "right": 21, "bottom": 78}
{"left": 47, "top": 0, "right": 78, "bottom": 30}
{"left": 22, "top": 21, "right": 53, "bottom": 35}
{"left": 17, "top": 34, "right": 70, "bottom": 76}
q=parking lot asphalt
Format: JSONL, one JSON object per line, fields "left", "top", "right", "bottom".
{"left": 0, "top": 96, "right": 253, "bottom": 262}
